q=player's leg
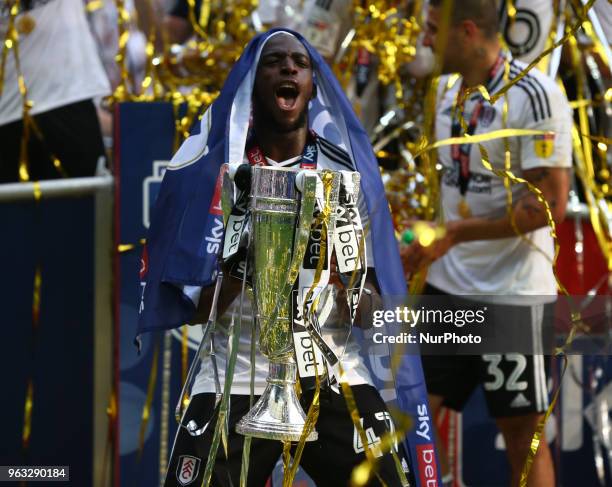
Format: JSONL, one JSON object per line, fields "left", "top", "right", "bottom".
{"left": 483, "top": 303, "right": 555, "bottom": 487}
{"left": 298, "top": 384, "right": 412, "bottom": 487}
{"left": 495, "top": 413, "right": 554, "bottom": 487}
{"left": 164, "top": 393, "right": 282, "bottom": 487}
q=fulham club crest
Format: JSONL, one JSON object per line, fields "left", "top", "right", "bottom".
{"left": 176, "top": 455, "right": 201, "bottom": 486}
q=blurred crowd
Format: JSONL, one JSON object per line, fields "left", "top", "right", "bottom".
{"left": 0, "top": 0, "right": 610, "bottom": 185}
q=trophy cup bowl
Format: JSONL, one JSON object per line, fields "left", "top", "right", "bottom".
{"left": 235, "top": 165, "right": 319, "bottom": 442}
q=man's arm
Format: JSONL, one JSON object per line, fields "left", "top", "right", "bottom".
{"left": 353, "top": 274, "right": 383, "bottom": 328}
{"left": 447, "top": 165, "right": 571, "bottom": 241}
{"left": 400, "top": 166, "right": 571, "bottom": 273}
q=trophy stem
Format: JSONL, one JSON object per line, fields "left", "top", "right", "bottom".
{"left": 235, "top": 359, "right": 318, "bottom": 442}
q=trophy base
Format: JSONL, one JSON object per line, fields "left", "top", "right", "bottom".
{"left": 236, "top": 361, "right": 318, "bottom": 442}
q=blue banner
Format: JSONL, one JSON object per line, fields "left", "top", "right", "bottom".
{"left": 115, "top": 101, "right": 199, "bottom": 486}
{"left": 0, "top": 197, "right": 95, "bottom": 485}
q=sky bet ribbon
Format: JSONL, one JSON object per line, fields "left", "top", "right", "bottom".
{"left": 137, "top": 28, "right": 439, "bottom": 485}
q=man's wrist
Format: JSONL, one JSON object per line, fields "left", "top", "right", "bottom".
{"left": 445, "top": 220, "right": 462, "bottom": 246}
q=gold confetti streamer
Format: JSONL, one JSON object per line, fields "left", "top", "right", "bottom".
{"left": 21, "top": 380, "right": 34, "bottom": 450}
{"left": 138, "top": 340, "right": 160, "bottom": 459}
{"left": 117, "top": 238, "right": 146, "bottom": 253}
{"left": 32, "top": 266, "right": 41, "bottom": 327}
{"left": 85, "top": 0, "right": 104, "bottom": 12}
{"left": 102, "top": 388, "right": 117, "bottom": 487}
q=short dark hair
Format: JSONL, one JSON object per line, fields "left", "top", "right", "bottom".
{"left": 428, "top": 0, "right": 500, "bottom": 39}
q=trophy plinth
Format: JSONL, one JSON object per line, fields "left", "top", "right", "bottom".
{"left": 235, "top": 360, "right": 318, "bottom": 441}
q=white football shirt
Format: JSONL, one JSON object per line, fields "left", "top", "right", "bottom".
{"left": 427, "top": 55, "right": 573, "bottom": 304}
{"left": 0, "top": 0, "right": 110, "bottom": 126}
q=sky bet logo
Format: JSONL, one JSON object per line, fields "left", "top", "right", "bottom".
{"left": 143, "top": 161, "right": 170, "bottom": 229}
{"left": 416, "top": 444, "right": 439, "bottom": 487}
{"left": 205, "top": 169, "right": 225, "bottom": 255}
{"left": 416, "top": 403, "right": 439, "bottom": 486}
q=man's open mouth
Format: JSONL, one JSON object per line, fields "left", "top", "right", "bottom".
{"left": 275, "top": 81, "right": 299, "bottom": 110}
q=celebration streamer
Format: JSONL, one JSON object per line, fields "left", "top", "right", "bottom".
{"left": 110, "top": 0, "right": 132, "bottom": 102}
{"left": 138, "top": 340, "right": 160, "bottom": 459}
{"left": 102, "top": 389, "right": 117, "bottom": 487}
{"left": 334, "top": 1, "right": 420, "bottom": 106}
{"left": 117, "top": 238, "right": 146, "bottom": 253}
{"left": 21, "top": 262, "right": 42, "bottom": 464}
{"left": 181, "top": 325, "right": 189, "bottom": 411}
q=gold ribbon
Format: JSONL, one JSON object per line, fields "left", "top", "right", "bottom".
{"left": 32, "top": 266, "right": 42, "bottom": 328}
{"left": 101, "top": 388, "right": 117, "bottom": 487}
{"left": 85, "top": 0, "right": 104, "bottom": 12}
{"left": 413, "top": 128, "right": 555, "bottom": 158}
{"left": 138, "top": 340, "right": 160, "bottom": 459}
{"left": 136, "top": 0, "right": 161, "bottom": 100}
{"left": 22, "top": 264, "right": 42, "bottom": 454}
{"left": 110, "top": 0, "right": 132, "bottom": 102}
{"left": 336, "top": 1, "right": 420, "bottom": 106}
{"left": 117, "top": 238, "right": 146, "bottom": 253}
{"left": 22, "top": 379, "right": 33, "bottom": 451}
{"left": 180, "top": 325, "right": 190, "bottom": 412}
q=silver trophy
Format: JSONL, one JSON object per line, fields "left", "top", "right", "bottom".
{"left": 235, "top": 165, "right": 341, "bottom": 442}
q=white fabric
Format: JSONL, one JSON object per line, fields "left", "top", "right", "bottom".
{"left": 501, "top": 0, "right": 553, "bottom": 64}
{"left": 427, "top": 58, "right": 573, "bottom": 304}
{"left": 192, "top": 146, "right": 374, "bottom": 396}
{"left": 0, "top": 0, "right": 110, "bottom": 126}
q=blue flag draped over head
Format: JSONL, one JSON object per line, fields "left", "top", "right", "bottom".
{"left": 137, "top": 28, "right": 439, "bottom": 485}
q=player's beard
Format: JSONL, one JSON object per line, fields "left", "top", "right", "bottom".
{"left": 277, "top": 106, "right": 308, "bottom": 133}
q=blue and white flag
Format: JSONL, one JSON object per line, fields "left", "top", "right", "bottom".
{"left": 137, "top": 28, "right": 438, "bottom": 485}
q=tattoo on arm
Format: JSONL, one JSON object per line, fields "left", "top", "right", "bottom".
{"left": 520, "top": 197, "right": 543, "bottom": 217}
{"left": 514, "top": 193, "right": 557, "bottom": 218}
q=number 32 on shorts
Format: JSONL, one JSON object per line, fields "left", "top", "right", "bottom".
{"left": 482, "top": 353, "right": 528, "bottom": 391}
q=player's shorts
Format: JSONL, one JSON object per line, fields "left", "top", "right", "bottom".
{"left": 164, "top": 384, "right": 412, "bottom": 487}
{"left": 420, "top": 284, "right": 554, "bottom": 418}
